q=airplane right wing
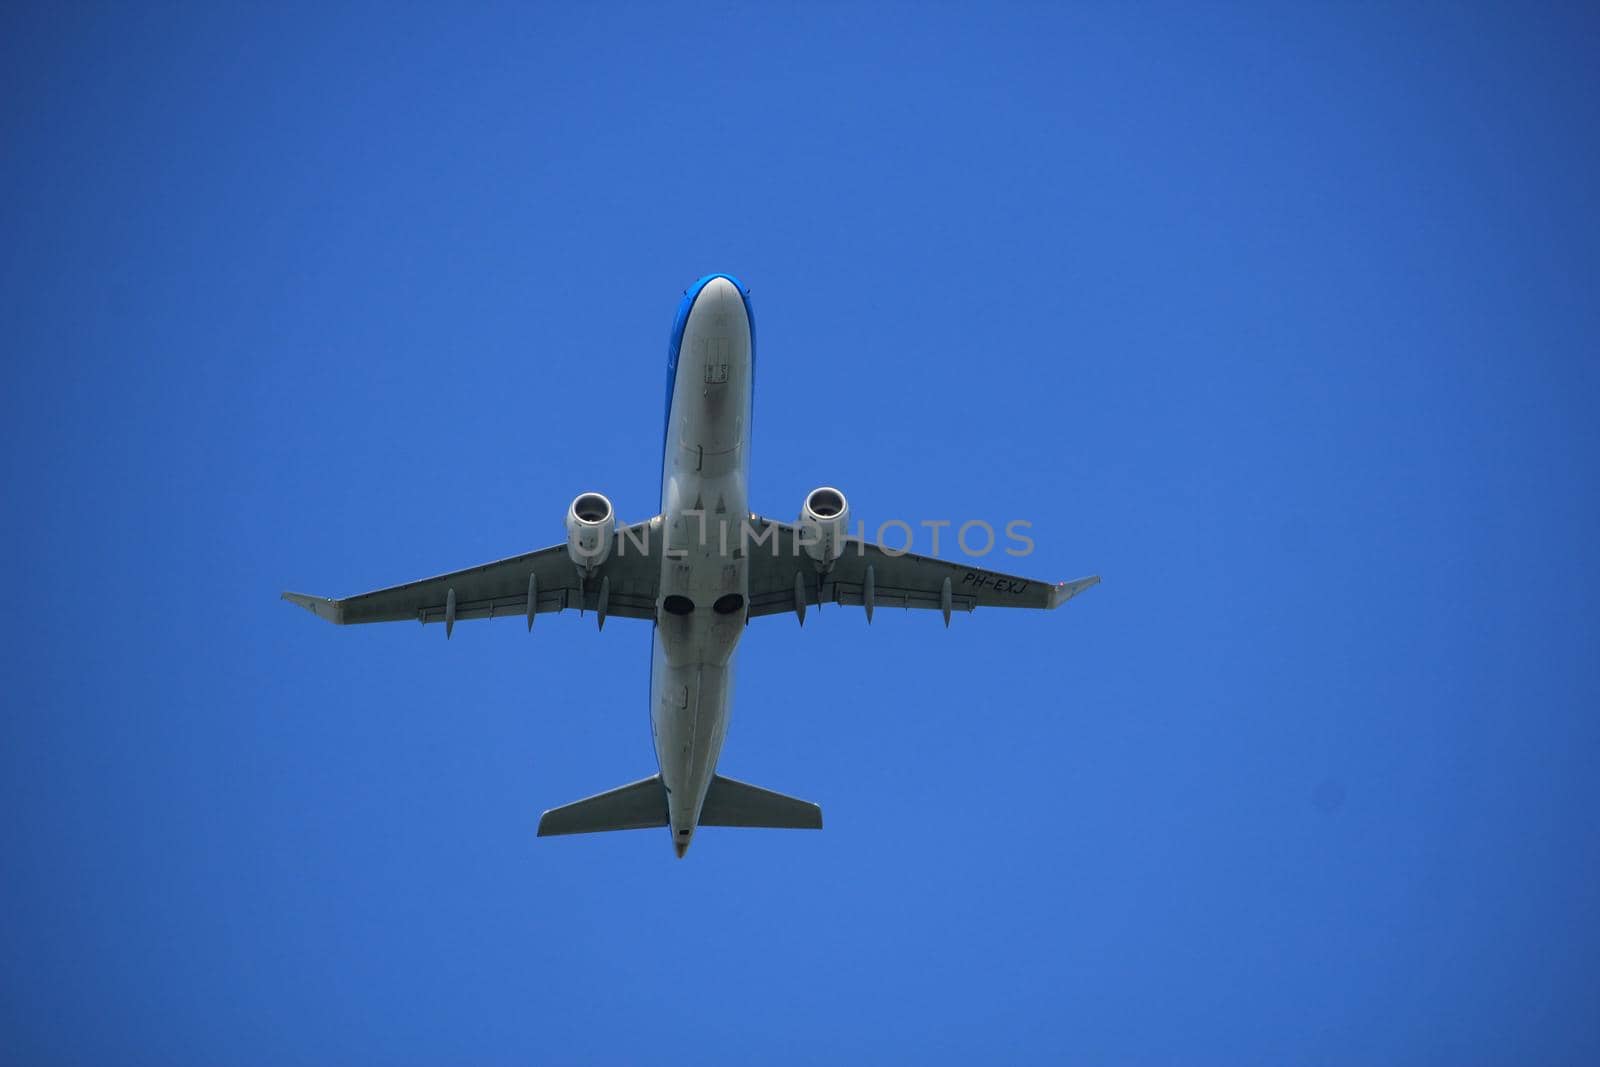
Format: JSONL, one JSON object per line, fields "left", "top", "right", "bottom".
{"left": 742, "top": 515, "right": 1098, "bottom": 624}
{"left": 282, "top": 517, "right": 665, "bottom": 631}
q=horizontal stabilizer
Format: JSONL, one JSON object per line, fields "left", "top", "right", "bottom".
{"left": 537, "top": 773, "right": 823, "bottom": 837}
{"left": 699, "top": 774, "right": 823, "bottom": 830}
{"left": 537, "top": 775, "right": 667, "bottom": 836}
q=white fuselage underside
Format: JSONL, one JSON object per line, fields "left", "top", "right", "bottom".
{"left": 651, "top": 277, "right": 753, "bottom": 850}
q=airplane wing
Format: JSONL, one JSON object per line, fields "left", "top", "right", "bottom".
{"left": 743, "top": 516, "right": 1098, "bottom": 624}
{"left": 282, "top": 517, "right": 664, "bottom": 631}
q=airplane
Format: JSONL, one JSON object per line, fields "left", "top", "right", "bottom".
{"left": 283, "top": 274, "right": 1099, "bottom": 858}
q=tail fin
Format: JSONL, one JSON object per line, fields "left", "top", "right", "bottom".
{"left": 699, "top": 774, "right": 823, "bottom": 830}
{"left": 537, "top": 775, "right": 667, "bottom": 836}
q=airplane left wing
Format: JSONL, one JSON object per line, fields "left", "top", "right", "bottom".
{"left": 743, "top": 515, "right": 1098, "bottom": 624}
{"left": 282, "top": 518, "right": 664, "bottom": 630}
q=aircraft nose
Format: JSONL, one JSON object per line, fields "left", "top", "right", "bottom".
{"left": 683, "top": 276, "right": 748, "bottom": 342}
{"left": 692, "top": 276, "right": 742, "bottom": 319}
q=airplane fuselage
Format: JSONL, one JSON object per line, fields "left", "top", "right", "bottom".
{"left": 651, "top": 275, "right": 755, "bottom": 857}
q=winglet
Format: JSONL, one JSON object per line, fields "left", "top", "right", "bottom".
{"left": 1047, "top": 575, "right": 1101, "bottom": 609}
{"left": 281, "top": 591, "right": 344, "bottom": 624}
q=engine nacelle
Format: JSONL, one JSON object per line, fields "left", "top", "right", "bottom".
{"left": 798, "top": 486, "right": 849, "bottom": 565}
{"left": 566, "top": 492, "right": 615, "bottom": 571}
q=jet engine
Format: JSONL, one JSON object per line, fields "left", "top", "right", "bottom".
{"left": 798, "top": 486, "right": 849, "bottom": 565}
{"left": 566, "top": 492, "right": 616, "bottom": 571}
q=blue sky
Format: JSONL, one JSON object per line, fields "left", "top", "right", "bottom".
{"left": 3, "top": 3, "right": 1598, "bottom": 1063}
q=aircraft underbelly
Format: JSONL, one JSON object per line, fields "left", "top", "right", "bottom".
{"left": 651, "top": 277, "right": 752, "bottom": 842}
